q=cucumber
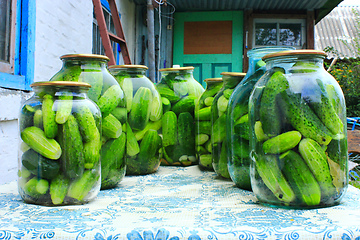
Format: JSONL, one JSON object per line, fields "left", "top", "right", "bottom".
{"left": 50, "top": 174, "right": 70, "bottom": 205}
{"left": 259, "top": 71, "right": 289, "bottom": 136}
{"left": 150, "top": 92, "right": 163, "bottom": 122}
{"left": 262, "top": 131, "right": 302, "bottom": 154}
{"left": 156, "top": 83, "right": 181, "bottom": 103}
{"left": 172, "top": 96, "right": 196, "bottom": 116}
{"left": 97, "top": 84, "right": 122, "bottom": 117}
{"left": 21, "top": 126, "right": 62, "bottom": 160}
{"left": 61, "top": 114, "right": 84, "bottom": 179}
{"left": 21, "top": 149, "right": 60, "bottom": 180}
{"left": 55, "top": 93, "right": 73, "bottom": 124}
{"left": 111, "top": 107, "right": 127, "bottom": 124}
{"left": 67, "top": 169, "right": 99, "bottom": 201}
{"left": 129, "top": 87, "right": 152, "bottom": 130}
{"left": 134, "top": 119, "right": 162, "bottom": 141}
{"left": 24, "top": 177, "right": 49, "bottom": 198}
{"left": 278, "top": 91, "right": 332, "bottom": 145}
{"left": 102, "top": 113, "right": 122, "bottom": 139}
{"left": 119, "top": 77, "right": 133, "bottom": 112}
{"left": 135, "top": 129, "right": 162, "bottom": 174}
{"left": 33, "top": 109, "right": 43, "bottom": 129}
{"left": 126, "top": 122, "right": 140, "bottom": 157}
{"left": 162, "top": 97, "right": 171, "bottom": 113}
{"left": 280, "top": 150, "right": 321, "bottom": 206}
{"left": 195, "top": 106, "right": 211, "bottom": 121}
{"left": 198, "top": 120, "right": 212, "bottom": 135}
{"left": 101, "top": 132, "right": 126, "bottom": 188}
{"left": 162, "top": 111, "right": 177, "bottom": 147}
{"left": 42, "top": 94, "right": 58, "bottom": 139}
{"left": 212, "top": 114, "right": 226, "bottom": 143}
{"left": 83, "top": 130, "right": 101, "bottom": 169}
{"left": 74, "top": 105, "right": 99, "bottom": 142}
{"left": 177, "top": 112, "right": 195, "bottom": 156}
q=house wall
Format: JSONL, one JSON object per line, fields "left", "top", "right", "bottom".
{"left": 0, "top": 0, "right": 136, "bottom": 185}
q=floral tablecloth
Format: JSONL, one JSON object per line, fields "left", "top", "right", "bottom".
{"left": 1, "top": 166, "right": 360, "bottom": 240}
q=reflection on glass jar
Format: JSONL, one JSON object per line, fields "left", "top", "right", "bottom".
{"left": 157, "top": 66, "right": 205, "bottom": 166}
{"left": 50, "top": 54, "right": 126, "bottom": 190}
{"left": 18, "top": 81, "right": 101, "bottom": 206}
{"left": 249, "top": 50, "right": 348, "bottom": 209}
{"left": 195, "top": 78, "right": 223, "bottom": 171}
{"left": 109, "top": 65, "right": 163, "bottom": 175}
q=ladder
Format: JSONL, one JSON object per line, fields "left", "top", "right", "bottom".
{"left": 93, "top": 0, "right": 132, "bottom": 65}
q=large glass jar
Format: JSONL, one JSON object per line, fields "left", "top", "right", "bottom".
{"left": 157, "top": 66, "right": 205, "bottom": 166}
{"left": 212, "top": 72, "right": 245, "bottom": 179}
{"left": 249, "top": 50, "right": 348, "bottom": 208}
{"left": 109, "top": 65, "right": 163, "bottom": 175}
{"left": 195, "top": 78, "right": 223, "bottom": 171}
{"left": 50, "top": 54, "right": 126, "bottom": 190}
{"left": 227, "top": 47, "right": 295, "bottom": 190}
{"left": 18, "top": 81, "right": 101, "bottom": 206}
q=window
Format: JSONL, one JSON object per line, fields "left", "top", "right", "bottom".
{"left": 92, "top": 0, "right": 121, "bottom": 64}
{"left": 0, "top": 0, "right": 35, "bottom": 90}
{"left": 254, "top": 19, "right": 306, "bottom": 49}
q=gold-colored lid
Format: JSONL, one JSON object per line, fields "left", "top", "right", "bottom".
{"left": 60, "top": 54, "right": 110, "bottom": 61}
{"left": 221, "top": 72, "right": 247, "bottom": 77}
{"left": 108, "top": 65, "right": 148, "bottom": 70}
{"left": 204, "top": 78, "right": 223, "bottom": 82}
{"left": 262, "top": 50, "right": 327, "bottom": 61}
{"left": 31, "top": 81, "right": 92, "bottom": 88}
{"left": 159, "top": 66, "right": 194, "bottom": 72}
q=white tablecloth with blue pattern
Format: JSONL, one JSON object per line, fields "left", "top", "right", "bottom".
{"left": 1, "top": 166, "right": 360, "bottom": 240}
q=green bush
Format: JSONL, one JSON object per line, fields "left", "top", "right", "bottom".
{"left": 325, "top": 58, "right": 360, "bottom": 117}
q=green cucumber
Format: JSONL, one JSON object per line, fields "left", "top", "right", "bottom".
{"left": 67, "top": 169, "right": 99, "bottom": 201}
{"left": 55, "top": 93, "right": 73, "bottom": 124}
{"left": 101, "top": 132, "right": 126, "bottom": 187}
{"left": 111, "top": 107, "right": 127, "bottom": 124}
{"left": 195, "top": 106, "right": 211, "bottom": 121}
{"left": 50, "top": 174, "right": 70, "bottom": 205}
{"left": 61, "top": 114, "right": 84, "bottom": 178}
{"left": 42, "top": 94, "right": 58, "bottom": 139}
{"left": 177, "top": 112, "right": 195, "bottom": 156}
{"left": 129, "top": 87, "right": 152, "bottom": 130}
{"left": 79, "top": 71, "right": 103, "bottom": 102}
{"left": 83, "top": 130, "right": 101, "bottom": 169}
{"left": 136, "top": 129, "right": 162, "bottom": 174}
{"left": 21, "top": 149, "right": 60, "bottom": 180}
{"left": 74, "top": 105, "right": 99, "bottom": 142}
{"left": 102, "top": 113, "right": 122, "bottom": 139}
{"left": 21, "top": 126, "right": 62, "bottom": 160}
{"left": 156, "top": 83, "right": 181, "bottom": 103}
{"left": 162, "top": 111, "right": 177, "bottom": 147}
{"left": 33, "top": 109, "right": 43, "bottom": 129}
{"left": 172, "top": 96, "right": 196, "bottom": 116}
{"left": 162, "top": 97, "right": 171, "bottom": 113}
{"left": 126, "top": 122, "right": 140, "bottom": 157}
{"left": 150, "top": 92, "right": 163, "bottom": 122}
{"left": 119, "top": 77, "right": 133, "bottom": 112}
{"left": 212, "top": 114, "right": 226, "bottom": 144}
{"left": 97, "top": 84, "right": 122, "bottom": 117}
{"left": 134, "top": 119, "right": 162, "bottom": 141}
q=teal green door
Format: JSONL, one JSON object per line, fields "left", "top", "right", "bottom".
{"left": 173, "top": 11, "right": 243, "bottom": 87}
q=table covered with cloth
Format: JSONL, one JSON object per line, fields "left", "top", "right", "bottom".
{"left": 0, "top": 166, "right": 360, "bottom": 240}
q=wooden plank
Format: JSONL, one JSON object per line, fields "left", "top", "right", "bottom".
{"left": 93, "top": 0, "right": 116, "bottom": 65}
{"left": 348, "top": 130, "right": 360, "bottom": 154}
{"left": 306, "top": 10, "right": 315, "bottom": 49}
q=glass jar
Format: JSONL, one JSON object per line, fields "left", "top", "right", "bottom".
{"left": 227, "top": 47, "right": 296, "bottom": 190}
{"left": 212, "top": 72, "right": 246, "bottom": 179}
{"left": 109, "top": 65, "right": 163, "bottom": 175}
{"left": 50, "top": 54, "right": 126, "bottom": 190}
{"left": 157, "top": 66, "right": 205, "bottom": 166}
{"left": 195, "top": 78, "right": 223, "bottom": 171}
{"left": 18, "top": 81, "right": 101, "bottom": 206}
{"left": 249, "top": 50, "right": 348, "bottom": 208}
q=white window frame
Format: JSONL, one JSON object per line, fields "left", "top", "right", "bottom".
{"left": 253, "top": 18, "right": 306, "bottom": 49}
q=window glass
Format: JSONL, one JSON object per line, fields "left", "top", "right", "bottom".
{"left": 255, "top": 23, "right": 277, "bottom": 46}
{"left": 279, "top": 23, "right": 301, "bottom": 46}
{"left": 0, "top": 0, "right": 11, "bottom": 63}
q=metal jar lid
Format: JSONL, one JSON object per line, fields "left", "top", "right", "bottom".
{"left": 262, "top": 50, "right": 327, "bottom": 61}
{"left": 30, "top": 81, "right": 92, "bottom": 88}
{"left": 60, "top": 54, "right": 110, "bottom": 61}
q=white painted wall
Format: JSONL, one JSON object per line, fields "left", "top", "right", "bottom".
{"left": 0, "top": 0, "right": 136, "bottom": 185}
